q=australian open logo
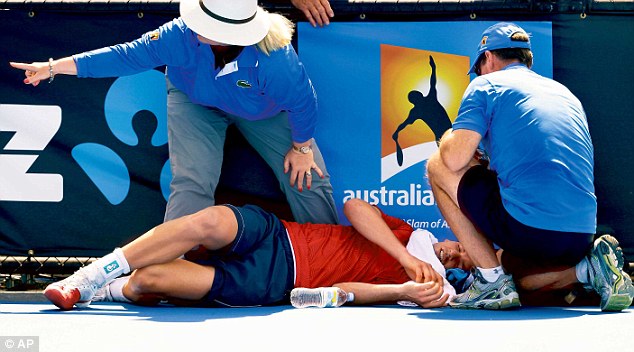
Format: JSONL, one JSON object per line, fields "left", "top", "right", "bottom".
{"left": 381, "top": 45, "right": 469, "bottom": 182}
{"left": 344, "top": 45, "right": 469, "bottom": 209}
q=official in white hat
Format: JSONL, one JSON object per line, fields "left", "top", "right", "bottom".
{"left": 180, "top": 0, "right": 271, "bottom": 46}
{"left": 11, "top": 0, "right": 339, "bottom": 226}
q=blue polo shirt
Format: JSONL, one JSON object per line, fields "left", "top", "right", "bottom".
{"left": 453, "top": 64, "right": 596, "bottom": 233}
{"left": 73, "top": 18, "right": 317, "bottom": 143}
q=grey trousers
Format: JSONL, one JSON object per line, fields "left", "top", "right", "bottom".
{"left": 164, "top": 80, "right": 338, "bottom": 224}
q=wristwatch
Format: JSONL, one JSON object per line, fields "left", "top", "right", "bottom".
{"left": 292, "top": 145, "right": 312, "bottom": 154}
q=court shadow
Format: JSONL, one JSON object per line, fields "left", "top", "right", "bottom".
{"left": 136, "top": 304, "right": 293, "bottom": 323}
{"left": 408, "top": 306, "right": 612, "bottom": 321}
{"left": 6, "top": 302, "right": 293, "bottom": 323}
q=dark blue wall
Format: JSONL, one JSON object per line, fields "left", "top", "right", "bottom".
{"left": 1, "top": 6, "right": 632, "bottom": 262}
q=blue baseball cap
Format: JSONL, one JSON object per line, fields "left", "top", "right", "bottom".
{"left": 468, "top": 22, "right": 532, "bottom": 75}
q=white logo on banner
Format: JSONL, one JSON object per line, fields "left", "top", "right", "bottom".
{"left": 0, "top": 104, "right": 63, "bottom": 202}
{"left": 380, "top": 141, "right": 438, "bottom": 183}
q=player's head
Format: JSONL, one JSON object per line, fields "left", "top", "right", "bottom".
{"left": 407, "top": 90, "right": 425, "bottom": 104}
{"left": 433, "top": 239, "right": 474, "bottom": 271}
{"left": 469, "top": 22, "right": 532, "bottom": 75}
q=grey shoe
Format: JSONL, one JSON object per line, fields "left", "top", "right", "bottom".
{"left": 587, "top": 234, "right": 634, "bottom": 312}
{"left": 449, "top": 269, "right": 521, "bottom": 310}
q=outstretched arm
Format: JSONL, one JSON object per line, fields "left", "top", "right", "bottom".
{"left": 428, "top": 55, "right": 437, "bottom": 97}
{"left": 343, "top": 198, "right": 443, "bottom": 284}
{"left": 10, "top": 57, "right": 77, "bottom": 87}
{"left": 334, "top": 281, "right": 448, "bottom": 308}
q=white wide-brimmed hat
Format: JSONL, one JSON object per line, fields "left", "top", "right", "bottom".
{"left": 180, "top": 0, "right": 271, "bottom": 46}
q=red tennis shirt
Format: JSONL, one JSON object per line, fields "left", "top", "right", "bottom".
{"left": 282, "top": 210, "right": 413, "bottom": 288}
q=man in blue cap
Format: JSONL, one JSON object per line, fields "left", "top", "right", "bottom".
{"left": 426, "top": 22, "right": 634, "bottom": 310}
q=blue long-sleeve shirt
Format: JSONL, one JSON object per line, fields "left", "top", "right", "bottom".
{"left": 73, "top": 18, "right": 317, "bottom": 143}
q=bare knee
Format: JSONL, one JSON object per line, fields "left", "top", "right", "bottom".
{"left": 128, "top": 266, "right": 166, "bottom": 295}
{"left": 426, "top": 151, "right": 444, "bottom": 184}
{"left": 189, "top": 206, "right": 223, "bottom": 233}
{"left": 188, "top": 206, "right": 237, "bottom": 249}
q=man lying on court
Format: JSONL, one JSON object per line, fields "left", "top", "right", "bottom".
{"left": 44, "top": 198, "right": 472, "bottom": 310}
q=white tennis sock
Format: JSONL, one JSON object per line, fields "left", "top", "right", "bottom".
{"left": 108, "top": 276, "right": 132, "bottom": 303}
{"left": 478, "top": 266, "right": 505, "bottom": 283}
{"left": 575, "top": 257, "right": 590, "bottom": 285}
{"left": 92, "top": 248, "right": 131, "bottom": 285}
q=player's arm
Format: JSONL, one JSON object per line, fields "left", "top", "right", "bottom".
{"left": 334, "top": 281, "right": 448, "bottom": 308}
{"left": 343, "top": 198, "right": 442, "bottom": 284}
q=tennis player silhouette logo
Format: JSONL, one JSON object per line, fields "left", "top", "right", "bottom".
{"left": 392, "top": 55, "right": 451, "bottom": 166}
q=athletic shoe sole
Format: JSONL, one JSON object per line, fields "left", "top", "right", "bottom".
{"left": 449, "top": 292, "right": 521, "bottom": 310}
{"left": 593, "top": 235, "right": 634, "bottom": 312}
{"left": 43, "top": 285, "right": 81, "bottom": 311}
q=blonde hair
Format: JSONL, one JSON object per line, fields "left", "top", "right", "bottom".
{"left": 257, "top": 11, "right": 295, "bottom": 55}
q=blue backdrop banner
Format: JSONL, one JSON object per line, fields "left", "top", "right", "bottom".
{"left": 5, "top": 12, "right": 632, "bottom": 259}
{"left": 0, "top": 12, "right": 172, "bottom": 256}
{"left": 299, "top": 21, "right": 553, "bottom": 240}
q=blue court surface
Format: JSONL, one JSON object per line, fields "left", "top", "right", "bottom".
{"left": 1, "top": 298, "right": 632, "bottom": 352}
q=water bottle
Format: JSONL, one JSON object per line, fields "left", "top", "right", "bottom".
{"left": 290, "top": 287, "right": 354, "bottom": 308}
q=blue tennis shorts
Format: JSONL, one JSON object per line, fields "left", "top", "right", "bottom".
{"left": 457, "top": 165, "right": 593, "bottom": 266}
{"left": 200, "top": 204, "right": 294, "bottom": 307}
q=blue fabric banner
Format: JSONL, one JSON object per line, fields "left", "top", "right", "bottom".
{"left": 299, "top": 21, "right": 553, "bottom": 239}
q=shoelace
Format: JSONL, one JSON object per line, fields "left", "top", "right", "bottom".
{"left": 60, "top": 267, "right": 101, "bottom": 293}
